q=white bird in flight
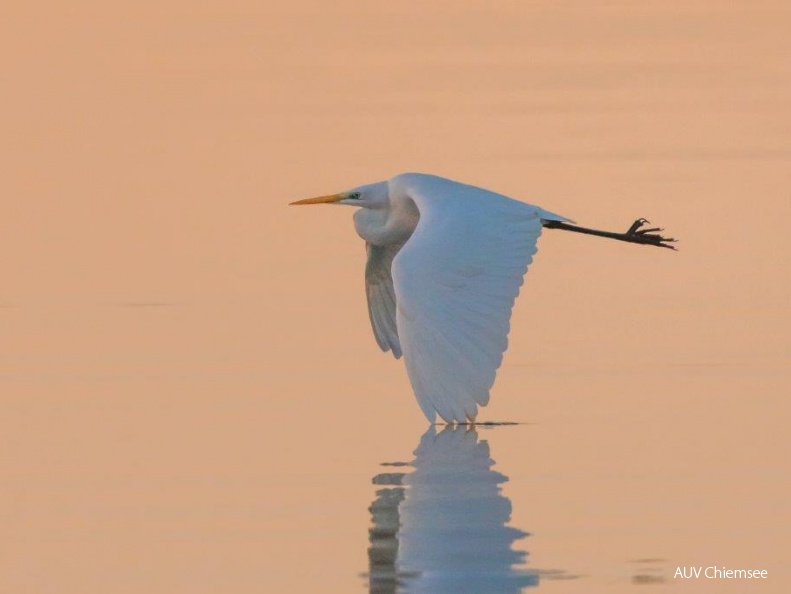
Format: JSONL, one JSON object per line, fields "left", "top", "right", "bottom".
{"left": 291, "top": 173, "right": 675, "bottom": 424}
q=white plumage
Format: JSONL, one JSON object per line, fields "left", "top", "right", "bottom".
{"left": 293, "top": 172, "right": 675, "bottom": 422}
{"left": 292, "top": 173, "right": 569, "bottom": 423}
{"left": 388, "top": 175, "right": 568, "bottom": 423}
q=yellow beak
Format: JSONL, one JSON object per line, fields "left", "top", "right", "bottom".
{"left": 289, "top": 193, "right": 345, "bottom": 206}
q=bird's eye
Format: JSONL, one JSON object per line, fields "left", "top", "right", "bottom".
{"left": 348, "top": 192, "right": 361, "bottom": 200}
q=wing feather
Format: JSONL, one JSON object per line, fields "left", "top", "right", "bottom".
{"left": 390, "top": 174, "right": 547, "bottom": 423}
{"left": 365, "top": 243, "right": 403, "bottom": 359}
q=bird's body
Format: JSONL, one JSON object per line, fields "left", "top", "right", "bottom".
{"left": 291, "top": 173, "right": 675, "bottom": 423}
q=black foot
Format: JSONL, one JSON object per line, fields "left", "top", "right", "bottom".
{"left": 626, "top": 218, "right": 678, "bottom": 250}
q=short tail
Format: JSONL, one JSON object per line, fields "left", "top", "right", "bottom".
{"left": 537, "top": 207, "right": 575, "bottom": 224}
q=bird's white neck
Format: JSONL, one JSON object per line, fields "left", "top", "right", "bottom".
{"left": 352, "top": 183, "right": 420, "bottom": 246}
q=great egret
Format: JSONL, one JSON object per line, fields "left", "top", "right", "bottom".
{"left": 291, "top": 173, "right": 675, "bottom": 424}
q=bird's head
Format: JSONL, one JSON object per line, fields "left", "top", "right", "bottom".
{"left": 290, "top": 181, "right": 388, "bottom": 209}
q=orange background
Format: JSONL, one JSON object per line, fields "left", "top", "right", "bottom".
{"left": 1, "top": 2, "right": 789, "bottom": 592}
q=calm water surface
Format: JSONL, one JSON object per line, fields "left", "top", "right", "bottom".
{"left": 2, "top": 1, "right": 789, "bottom": 593}
{"left": 367, "top": 426, "right": 542, "bottom": 593}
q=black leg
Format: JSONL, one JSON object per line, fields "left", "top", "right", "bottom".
{"left": 544, "top": 218, "right": 677, "bottom": 250}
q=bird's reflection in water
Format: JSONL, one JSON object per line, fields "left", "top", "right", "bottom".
{"left": 367, "top": 426, "right": 538, "bottom": 593}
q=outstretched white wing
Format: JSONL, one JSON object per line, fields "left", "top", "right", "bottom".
{"left": 390, "top": 174, "right": 566, "bottom": 423}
